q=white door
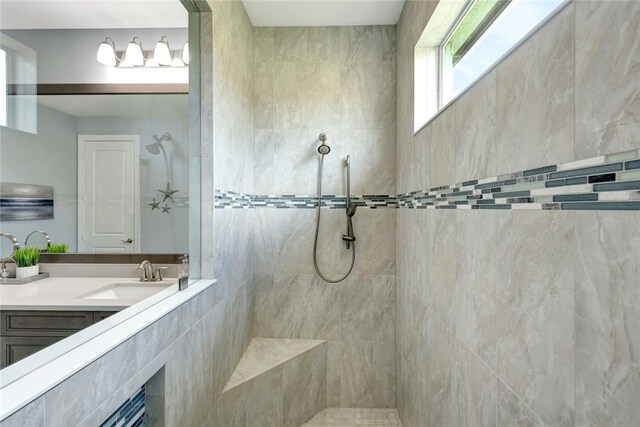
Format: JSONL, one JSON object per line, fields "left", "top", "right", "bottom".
{"left": 78, "top": 135, "right": 140, "bottom": 253}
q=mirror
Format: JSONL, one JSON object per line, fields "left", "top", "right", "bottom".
{"left": 0, "top": 0, "right": 199, "bottom": 380}
{"left": 0, "top": 19, "right": 189, "bottom": 255}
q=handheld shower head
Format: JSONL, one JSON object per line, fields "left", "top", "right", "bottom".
{"left": 318, "top": 144, "right": 331, "bottom": 155}
{"left": 317, "top": 133, "right": 330, "bottom": 155}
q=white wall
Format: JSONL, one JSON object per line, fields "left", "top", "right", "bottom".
{"left": 3, "top": 28, "right": 188, "bottom": 84}
{"left": 0, "top": 104, "right": 78, "bottom": 251}
{"left": 77, "top": 117, "right": 189, "bottom": 253}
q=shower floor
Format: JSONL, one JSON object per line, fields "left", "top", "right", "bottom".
{"left": 301, "top": 408, "right": 402, "bottom": 426}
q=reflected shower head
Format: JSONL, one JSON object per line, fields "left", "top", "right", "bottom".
{"left": 146, "top": 144, "right": 161, "bottom": 154}
{"left": 147, "top": 133, "right": 173, "bottom": 155}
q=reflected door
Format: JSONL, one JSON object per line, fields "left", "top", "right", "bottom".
{"left": 78, "top": 135, "right": 140, "bottom": 253}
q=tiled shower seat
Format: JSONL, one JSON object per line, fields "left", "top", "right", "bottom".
{"left": 220, "top": 338, "right": 327, "bottom": 427}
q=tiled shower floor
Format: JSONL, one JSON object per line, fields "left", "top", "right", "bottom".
{"left": 302, "top": 408, "right": 402, "bottom": 426}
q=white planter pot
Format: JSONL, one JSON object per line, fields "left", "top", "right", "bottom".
{"left": 16, "top": 265, "right": 39, "bottom": 279}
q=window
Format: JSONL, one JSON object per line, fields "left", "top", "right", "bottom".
{"left": 415, "top": 0, "right": 567, "bottom": 132}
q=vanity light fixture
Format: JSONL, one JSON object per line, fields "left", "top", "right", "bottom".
{"left": 96, "top": 36, "right": 188, "bottom": 68}
{"left": 124, "top": 36, "right": 145, "bottom": 66}
{"left": 153, "top": 36, "right": 172, "bottom": 66}
{"left": 96, "top": 37, "right": 118, "bottom": 67}
{"left": 182, "top": 41, "right": 189, "bottom": 65}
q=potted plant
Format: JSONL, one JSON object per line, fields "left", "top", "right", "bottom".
{"left": 13, "top": 246, "right": 41, "bottom": 279}
{"left": 47, "top": 243, "right": 69, "bottom": 253}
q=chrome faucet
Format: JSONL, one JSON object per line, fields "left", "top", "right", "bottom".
{"left": 136, "top": 260, "right": 168, "bottom": 282}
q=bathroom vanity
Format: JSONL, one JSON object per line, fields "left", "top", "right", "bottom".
{"left": 0, "top": 309, "right": 116, "bottom": 368}
{"left": 0, "top": 276, "right": 177, "bottom": 368}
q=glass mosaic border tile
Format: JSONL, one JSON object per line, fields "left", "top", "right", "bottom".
{"left": 99, "top": 385, "right": 145, "bottom": 427}
{"left": 215, "top": 148, "right": 640, "bottom": 211}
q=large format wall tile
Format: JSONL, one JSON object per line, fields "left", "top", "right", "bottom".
{"left": 253, "top": 22, "right": 397, "bottom": 411}
{"left": 497, "top": 380, "right": 546, "bottom": 427}
{"left": 429, "top": 107, "right": 456, "bottom": 188}
{"left": 454, "top": 70, "right": 497, "bottom": 183}
{"left": 575, "top": 211, "right": 640, "bottom": 426}
{"left": 496, "top": 211, "right": 575, "bottom": 427}
{"left": 495, "top": 4, "right": 574, "bottom": 175}
{"left": 575, "top": 1, "right": 640, "bottom": 158}
{"left": 455, "top": 210, "right": 497, "bottom": 371}
{"left": 273, "top": 274, "right": 341, "bottom": 340}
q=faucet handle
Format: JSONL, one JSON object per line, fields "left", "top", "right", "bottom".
{"left": 154, "top": 266, "right": 168, "bottom": 281}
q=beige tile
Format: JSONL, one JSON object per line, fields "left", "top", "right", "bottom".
{"left": 429, "top": 107, "right": 456, "bottom": 188}
{"left": 575, "top": 1, "right": 640, "bottom": 158}
{"left": 574, "top": 211, "right": 640, "bottom": 426}
{"left": 275, "top": 27, "right": 307, "bottom": 62}
{"left": 497, "top": 380, "right": 546, "bottom": 427}
{"left": 495, "top": 4, "right": 575, "bottom": 175}
{"left": 308, "top": 26, "right": 340, "bottom": 62}
{"left": 454, "top": 70, "right": 497, "bottom": 182}
{"left": 496, "top": 211, "right": 575, "bottom": 426}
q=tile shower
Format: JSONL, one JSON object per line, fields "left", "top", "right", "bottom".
{"left": 3, "top": 1, "right": 638, "bottom": 426}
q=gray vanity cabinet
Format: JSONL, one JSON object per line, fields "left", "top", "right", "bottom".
{"left": 0, "top": 310, "right": 117, "bottom": 368}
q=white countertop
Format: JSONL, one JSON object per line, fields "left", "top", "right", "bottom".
{"left": 0, "top": 277, "right": 178, "bottom": 311}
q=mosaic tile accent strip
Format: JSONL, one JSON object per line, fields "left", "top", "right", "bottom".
{"left": 398, "top": 148, "right": 640, "bottom": 210}
{"left": 215, "top": 190, "right": 398, "bottom": 209}
{"left": 215, "top": 148, "right": 640, "bottom": 211}
{"left": 302, "top": 408, "right": 402, "bottom": 426}
{"left": 99, "top": 385, "right": 145, "bottom": 427}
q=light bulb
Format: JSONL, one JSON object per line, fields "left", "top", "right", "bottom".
{"left": 182, "top": 41, "right": 189, "bottom": 65}
{"left": 125, "top": 36, "right": 144, "bottom": 66}
{"left": 153, "top": 36, "right": 172, "bottom": 66}
{"left": 96, "top": 38, "right": 117, "bottom": 67}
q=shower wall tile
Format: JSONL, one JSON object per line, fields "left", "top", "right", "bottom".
{"left": 427, "top": 209, "right": 457, "bottom": 328}
{"left": 254, "top": 27, "right": 274, "bottom": 63}
{"left": 304, "top": 62, "right": 342, "bottom": 129}
{"left": 273, "top": 274, "right": 342, "bottom": 340}
{"left": 495, "top": 4, "right": 574, "bottom": 175}
{"left": 454, "top": 69, "right": 497, "bottom": 183}
{"left": 575, "top": 1, "right": 640, "bottom": 158}
{"left": 496, "top": 211, "right": 575, "bottom": 427}
{"left": 253, "top": 23, "right": 397, "bottom": 409}
{"left": 254, "top": 61, "right": 274, "bottom": 129}
{"left": 574, "top": 211, "right": 640, "bottom": 426}
{"left": 454, "top": 210, "right": 497, "bottom": 371}
{"left": 340, "top": 341, "right": 396, "bottom": 408}
{"left": 372, "top": 128, "right": 396, "bottom": 195}
{"left": 275, "top": 27, "right": 307, "bottom": 63}
{"left": 397, "top": 1, "right": 640, "bottom": 426}
{"left": 273, "top": 62, "right": 306, "bottom": 129}
{"left": 497, "top": 380, "right": 546, "bottom": 427}
{"left": 429, "top": 107, "right": 456, "bottom": 188}
{"left": 307, "top": 26, "right": 340, "bottom": 63}
{"left": 451, "top": 340, "right": 497, "bottom": 427}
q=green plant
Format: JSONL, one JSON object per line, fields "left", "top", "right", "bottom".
{"left": 13, "top": 246, "right": 41, "bottom": 267}
{"left": 47, "top": 243, "right": 69, "bottom": 254}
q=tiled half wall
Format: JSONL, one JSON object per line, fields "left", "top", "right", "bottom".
{"left": 216, "top": 148, "right": 640, "bottom": 211}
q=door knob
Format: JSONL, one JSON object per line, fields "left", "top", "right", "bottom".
{"left": 122, "top": 238, "right": 133, "bottom": 244}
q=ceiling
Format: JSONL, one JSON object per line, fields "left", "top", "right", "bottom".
{"left": 242, "top": 0, "right": 406, "bottom": 26}
{"left": 0, "top": 0, "right": 188, "bottom": 30}
{"left": 0, "top": 0, "right": 405, "bottom": 31}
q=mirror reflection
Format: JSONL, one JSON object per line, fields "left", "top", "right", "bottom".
{"left": 0, "top": 0, "right": 191, "bottom": 374}
{"left": 0, "top": 29, "right": 189, "bottom": 255}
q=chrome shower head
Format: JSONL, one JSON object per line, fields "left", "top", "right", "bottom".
{"left": 317, "top": 133, "right": 330, "bottom": 155}
{"left": 318, "top": 144, "right": 331, "bottom": 155}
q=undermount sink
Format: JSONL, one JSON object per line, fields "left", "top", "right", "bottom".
{"left": 78, "top": 282, "right": 175, "bottom": 300}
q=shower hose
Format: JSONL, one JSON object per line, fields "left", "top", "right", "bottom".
{"left": 313, "top": 153, "right": 356, "bottom": 283}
